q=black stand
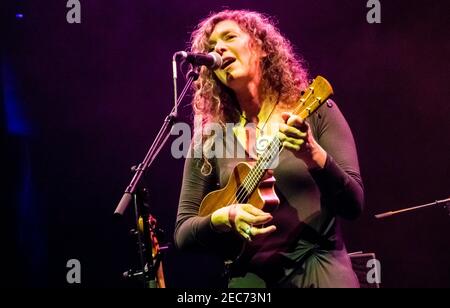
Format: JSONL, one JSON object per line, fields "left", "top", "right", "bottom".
{"left": 113, "top": 59, "right": 199, "bottom": 287}
{"left": 374, "top": 196, "right": 450, "bottom": 219}
{"left": 122, "top": 188, "right": 159, "bottom": 288}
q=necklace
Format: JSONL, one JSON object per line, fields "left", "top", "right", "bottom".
{"left": 238, "top": 102, "right": 278, "bottom": 157}
{"left": 240, "top": 101, "right": 278, "bottom": 134}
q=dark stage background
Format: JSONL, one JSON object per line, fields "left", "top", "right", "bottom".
{"left": 2, "top": 0, "right": 449, "bottom": 288}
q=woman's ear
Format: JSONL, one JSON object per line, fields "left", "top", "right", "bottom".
{"left": 258, "top": 48, "right": 268, "bottom": 60}
{"left": 256, "top": 39, "right": 267, "bottom": 58}
{"left": 249, "top": 38, "right": 267, "bottom": 58}
{"left": 260, "top": 49, "right": 268, "bottom": 58}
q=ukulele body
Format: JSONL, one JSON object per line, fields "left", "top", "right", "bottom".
{"left": 198, "top": 162, "right": 280, "bottom": 216}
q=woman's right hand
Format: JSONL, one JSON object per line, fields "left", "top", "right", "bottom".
{"left": 211, "top": 204, "right": 276, "bottom": 241}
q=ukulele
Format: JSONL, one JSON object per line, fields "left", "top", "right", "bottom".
{"left": 198, "top": 76, "right": 334, "bottom": 217}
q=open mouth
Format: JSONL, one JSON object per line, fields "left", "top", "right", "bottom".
{"left": 221, "top": 57, "right": 236, "bottom": 69}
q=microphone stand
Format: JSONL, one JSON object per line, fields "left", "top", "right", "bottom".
{"left": 374, "top": 197, "right": 450, "bottom": 219}
{"left": 113, "top": 57, "right": 200, "bottom": 287}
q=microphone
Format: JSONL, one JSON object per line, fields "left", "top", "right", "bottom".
{"left": 174, "top": 51, "right": 222, "bottom": 70}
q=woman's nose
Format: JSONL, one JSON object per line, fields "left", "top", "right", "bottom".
{"left": 214, "top": 41, "right": 227, "bottom": 55}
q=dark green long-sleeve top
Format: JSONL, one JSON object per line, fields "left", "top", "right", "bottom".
{"left": 174, "top": 101, "right": 364, "bottom": 288}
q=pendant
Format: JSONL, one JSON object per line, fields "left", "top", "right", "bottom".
{"left": 255, "top": 135, "right": 272, "bottom": 156}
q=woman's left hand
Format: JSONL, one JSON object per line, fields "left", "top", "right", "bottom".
{"left": 278, "top": 112, "right": 327, "bottom": 169}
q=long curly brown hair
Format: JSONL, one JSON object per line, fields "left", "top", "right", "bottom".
{"left": 190, "top": 10, "right": 309, "bottom": 123}
{"left": 189, "top": 10, "right": 309, "bottom": 174}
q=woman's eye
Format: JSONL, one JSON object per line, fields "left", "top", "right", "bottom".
{"left": 226, "top": 35, "right": 236, "bottom": 40}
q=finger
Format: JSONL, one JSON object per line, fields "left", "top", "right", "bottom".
{"left": 287, "top": 115, "right": 308, "bottom": 132}
{"left": 282, "top": 112, "right": 308, "bottom": 131}
{"left": 239, "top": 231, "right": 252, "bottom": 242}
{"left": 250, "top": 225, "right": 277, "bottom": 237}
{"left": 281, "top": 112, "right": 291, "bottom": 123}
{"left": 278, "top": 131, "right": 294, "bottom": 144}
{"left": 242, "top": 203, "right": 272, "bottom": 217}
{"left": 280, "top": 135, "right": 305, "bottom": 147}
{"left": 237, "top": 209, "right": 272, "bottom": 225}
{"left": 238, "top": 224, "right": 253, "bottom": 241}
{"left": 283, "top": 141, "right": 301, "bottom": 152}
{"left": 251, "top": 215, "right": 274, "bottom": 226}
{"left": 278, "top": 131, "right": 306, "bottom": 146}
{"left": 279, "top": 123, "right": 306, "bottom": 139}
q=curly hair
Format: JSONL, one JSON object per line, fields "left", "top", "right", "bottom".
{"left": 189, "top": 10, "right": 309, "bottom": 174}
{"left": 190, "top": 9, "right": 309, "bottom": 122}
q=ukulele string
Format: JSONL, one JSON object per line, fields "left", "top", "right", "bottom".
{"left": 230, "top": 96, "right": 315, "bottom": 204}
{"left": 224, "top": 94, "right": 318, "bottom": 208}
